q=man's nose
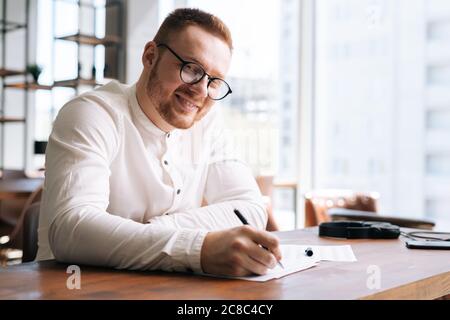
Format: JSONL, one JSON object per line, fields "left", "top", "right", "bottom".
{"left": 189, "top": 76, "right": 209, "bottom": 98}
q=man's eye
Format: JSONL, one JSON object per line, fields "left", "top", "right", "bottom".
{"left": 209, "top": 80, "right": 222, "bottom": 89}
{"left": 184, "top": 64, "right": 199, "bottom": 74}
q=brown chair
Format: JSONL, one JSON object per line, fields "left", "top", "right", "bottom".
{"left": 22, "top": 202, "right": 41, "bottom": 262}
{"left": 0, "top": 170, "right": 29, "bottom": 244}
{"left": 0, "top": 184, "right": 42, "bottom": 264}
{"left": 255, "top": 175, "right": 279, "bottom": 231}
{"left": 304, "top": 189, "right": 435, "bottom": 230}
{"left": 304, "top": 189, "right": 379, "bottom": 227}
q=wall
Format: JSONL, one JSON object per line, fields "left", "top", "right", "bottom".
{"left": 126, "top": 0, "right": 160, "bottom": 84}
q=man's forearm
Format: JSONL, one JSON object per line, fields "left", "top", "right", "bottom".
{"left": 148, "top": 199, "right": 268, "bottom": 231}
{"left": 48, "top": 205, "right": 207, "bottom": 272}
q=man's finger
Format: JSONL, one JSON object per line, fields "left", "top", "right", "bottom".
{"left": 245, "top": 229, "right": 282, "bottom": 261}
{"left": 240, "top": 254, "right": 270, "bottom": 276}
{"left": 247, "top": 243, "right": 277, "bottom": 269}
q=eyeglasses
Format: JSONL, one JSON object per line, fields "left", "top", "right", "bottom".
{"left": 157, "top": 43, "right": 232, "bottom": 101}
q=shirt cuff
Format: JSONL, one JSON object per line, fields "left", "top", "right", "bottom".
{"left": 173, "top": 228, "right": 208, "bottom": 273}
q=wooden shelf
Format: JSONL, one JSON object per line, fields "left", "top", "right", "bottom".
{"left": 55, "top": 33, "right": 121, "bottom": 46}
{"left": 4, "top": 82, "right": 53, "bottom": 90}
{"left": 0, "top": 68, "right": 25, "bottom": 77}
{"left": 0, "top": 117, "right": 26, "bottom": 123}
{"left": 53, "top": 78, "right": 100, "bottom": 88}
{"left": 273, "top": 180, "right": 297, "bottom": 189}
{"left": 54, "top": 0, "right": 122, "bottom": 10}
{"left": 0, "top": 20, "right": 27, "bottom": 33}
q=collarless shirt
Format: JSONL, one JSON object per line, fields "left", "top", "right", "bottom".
{"left": 37, "top": 80, "right": 267, "bottom": 273}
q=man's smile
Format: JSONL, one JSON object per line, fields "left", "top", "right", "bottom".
{"left": 175, "top": 93, "right": 200, "bottom": 114}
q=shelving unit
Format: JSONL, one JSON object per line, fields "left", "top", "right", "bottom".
{"left": 0, "top": 69, "right": 25, "bottom": 77}
{"left": 0, "top": 117, "right": 25, "bottom": 123}
{"left": 0, "top": 0, "right": 123, "bottom": 174}
{"left": 0, "top": 0, "right": 30, "bottom": 174}
{"left": 55, "top": 33, "right": 120, "bottom": 46}
{"left": 53, "top": 78, "right": 99, "bottom": 88}
{"left": 3, "top": 82, "right": 53, "bottom": 90}
{"left": 52, "top": 0, "right": 123, "bottom": 95}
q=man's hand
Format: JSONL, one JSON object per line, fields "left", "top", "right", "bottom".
{"left": 200, "top": 225, "right": 282, "bottom": 276}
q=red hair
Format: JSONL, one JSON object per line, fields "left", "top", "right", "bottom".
{"left": 154, "top": 8, "right": 233, "bottom": 51}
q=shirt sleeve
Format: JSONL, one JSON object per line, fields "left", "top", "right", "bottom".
{"left": 149, "top": 160, "right": 268, "bottom": 231}
{"left": 147, "top": 108, "right": 268, "bottom": 231}
{"left": 40, "top": 96, "right": 207, "bottom": 273}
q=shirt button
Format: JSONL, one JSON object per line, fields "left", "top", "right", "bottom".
{"left": 177, "top": 189, "right": 181, "bottom": 195}
{"left": 167, "top": 133, "right": 171, "bottom": 138}
{"left": 164, "top": 160, "right": 168, "bottom": 165}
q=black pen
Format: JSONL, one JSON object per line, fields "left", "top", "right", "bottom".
{"left": 234, "top": 209, "right": 284, "bottom": 269}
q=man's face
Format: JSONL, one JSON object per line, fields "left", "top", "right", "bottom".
{"left": 146, "top": 25, "right": 232, "bottom": 130}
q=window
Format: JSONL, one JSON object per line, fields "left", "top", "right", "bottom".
{"left": 161, "top": 0, "right": 300, "bottom": 229}
{"left": 35, "top": 0, "right": 108, "bottom": 169}
{"left": 313, "top": 0, "right": 450, "bottom": 229}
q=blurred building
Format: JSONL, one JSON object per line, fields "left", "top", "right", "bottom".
{"left": 314, "top": 0, "right": 450, "bottom": 228}
{"left": 424, "top": 0, "right": 450, "bottom": 228}
{"left": 278, "top": 0, "right": 299, "bottom": 180}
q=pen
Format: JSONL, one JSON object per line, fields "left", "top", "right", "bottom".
{"left": 233, "top": 209, "right": 284, "bottom": 269}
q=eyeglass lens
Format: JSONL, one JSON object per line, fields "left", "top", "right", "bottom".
{"left": 181, "top": 63, "right": 230, "bottom": 100}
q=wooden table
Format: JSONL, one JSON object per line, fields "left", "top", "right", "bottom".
{"left": 0, "top": 228, "right": 449, "bottom": 299}
{"left": 0, "top": 178, "right": 43, "bottom": 200}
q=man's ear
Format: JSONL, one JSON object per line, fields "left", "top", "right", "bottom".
{"left": 142, "top": 41, "right": 159, "bottom": 69}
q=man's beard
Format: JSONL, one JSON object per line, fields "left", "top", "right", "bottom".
{"left": 145, "top": 69, "right": 207, "bottom": 130}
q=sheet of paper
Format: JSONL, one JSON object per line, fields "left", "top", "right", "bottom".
{"left": 282, "top": 244, "right": 358, "bottom": 262}
{"left": 231, "top": 259, "right": 317, "bottom": 282}
{"left": 199, "top": 244, "right": 357, "bottom": 282}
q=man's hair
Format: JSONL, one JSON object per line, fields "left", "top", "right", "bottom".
{"left": 154, "top": 8, "right": 233, "bottom": 50}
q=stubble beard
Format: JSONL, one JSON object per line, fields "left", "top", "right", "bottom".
{"left": 146, "top": 70, "right": 205, "bottom": 130}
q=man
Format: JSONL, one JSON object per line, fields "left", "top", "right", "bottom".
{"left": 37, "top": 8, "right": 282, "bottom": 277}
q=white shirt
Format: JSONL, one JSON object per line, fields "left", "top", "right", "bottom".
{"left": 37, "top": 81, "right": 267, "bottom": 273}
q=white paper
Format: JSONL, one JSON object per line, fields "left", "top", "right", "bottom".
{"left": 231, "top": 259, "right": 317, "bottom": 282}
{"left": 202, "top": 244, "right": 357, "bottom": 282}
{"left": 282, "top": 244, "right": 358, "bottom": 262}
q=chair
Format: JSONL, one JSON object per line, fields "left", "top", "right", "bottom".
{"left": 0, "top": 170, "right": 30, "bottom": 244}
{"left": 304, "top": 189, "right": 435, "bottom": 230}
{"left": 255, "top": 175, "right": 279, "bottom": 231}
{"left": 0, "top": 184, "right": 42, "bottom": 264}
{"left": 304, "top": 189, "right": 379, "bottom": 227}
{"left": 22, "top": 202, "right": 41, "bottom": 262}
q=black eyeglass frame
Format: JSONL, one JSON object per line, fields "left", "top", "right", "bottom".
{"left": 157, "top": 43, "right": 232, "bottom": 101}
